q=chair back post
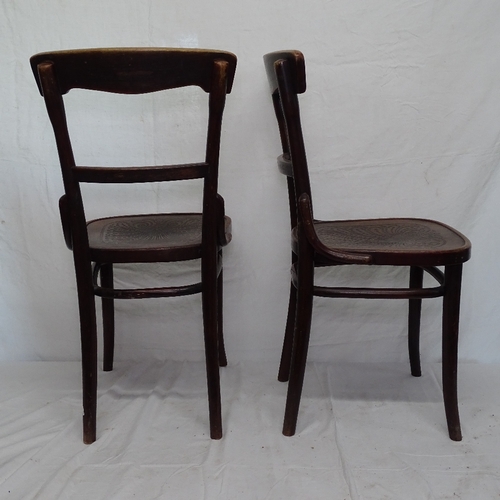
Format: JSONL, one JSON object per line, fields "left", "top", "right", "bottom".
{"left": 36, "top": 60, "right": 87, "bottom": 253}
{"left": 31, "top": 48, "right": 237, "bottom": 254}
{"left": 202, "top": 59, "right": 230, "bottom": 251}
{"left": 271, "top": 90, "right": 297, "bottom": 230}
{"left": 271, "top": 91, "right": 291, "bottom": 158}
{"left": 264, "top": 51, "right": 312, "bottom": 226}
{"left": 274, "top": 58, "right": 312, "bottom": 213}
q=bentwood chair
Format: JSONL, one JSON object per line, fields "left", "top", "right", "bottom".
{"left": 31, "top": 48, "right": 236, "bottom": 443}
{"left": 264, "top": 50, "right": 471, "bottom": 441}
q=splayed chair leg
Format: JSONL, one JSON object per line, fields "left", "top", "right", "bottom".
{"left": 202, "top": 253, "right": 223, "bottom": 439}
{"left": 101, "top": 263, "right": 115, "bottom": 372}
{"left": 75, "top": 259, "right": 98, "bottom": 444}
{"left": 442, "top": 264, "right": 463, "bottom": 441}
{"left": 217, "top": 262, "right": 228, "bottom": 367}
{"left": 278, "top": 278, "right": 297, "bottom": 382}
{"left": 283, "top": 243, "right": 314, "bottom": 437}
{"left": 408, "top": 266, "right": 423, "bottom": 377}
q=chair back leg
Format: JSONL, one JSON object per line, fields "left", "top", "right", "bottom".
{"left": 217, "top": 263, "right": 227, "bottom": 367}
{"left": 282, "top": 243, "right": 314, "bottom": 436}
{"left": 278, "top": 278, "right": 297, "bottom": 382}
{"left": 202, "top": 252, "right": 223, "bottom": 439}
{"left": 74, "top": 257, "right": 98, "bottom": 444}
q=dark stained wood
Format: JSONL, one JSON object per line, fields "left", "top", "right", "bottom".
{"left": 31, "top": 48, "right": 236, "bottom": 95}
{"left": 282, "top": 227, "right": 314, "bottom": 437}
{"left": 408, "top": 266, "right": 424, "bottom": 377}
{"left": 32, "top": 48, "right": 236, "bottom": 443}
{"left": 277, "top": 278, "right": 297, "bottom": 383}
{"left": 264, "top": 50, "right": 306, "bottom": 95}
{"left": 217, "top": 265, "right": 228, "bottom": 367}
{"left": 264, "top": 50, "right": 471, "bottom": 440}
{"left": 73, "top": 163, "right": 208, "bottom": 183}
{"left": 442, "top": 264, "right": 463, "bottom": 441}
{"left": 58, "top": 194, "right": 72, "bottom": 249}
{"left": 100, "top": 263, "right": 114, "bottom": 372}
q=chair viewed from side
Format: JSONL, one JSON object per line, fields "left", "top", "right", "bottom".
{"left": 263, "top": 50, "right": 471, "bottom": 440}
{"left": 31, "top": 48, "right": 237, "bottom": 443}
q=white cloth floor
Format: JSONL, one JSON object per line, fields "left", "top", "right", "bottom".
{"left": 0, "top": 360, "right": 498, "bottom": 499}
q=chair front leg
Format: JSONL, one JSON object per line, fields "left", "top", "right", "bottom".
{"left": 283, "top": 243, "right": 314, "bottom": 436}
{"left": 408, "top": 266, "right": 424, "bottom": 377}
{"left": 442, "top": 264, "right": 463, "bottom": 441}
{"left": 202, "top": 251, "right": 223, "bottom": 439}
{"left": 100, "top": 263, "right": 115, "bottom": 372}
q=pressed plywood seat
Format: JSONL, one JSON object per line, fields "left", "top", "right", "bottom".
{"left": 264, "top": 50, "right": 470, "bottom": 440}
{"left": 303, "top": 218, "right": 469, "bottom": 266}
{"left": 31, "top": 48, "right": 236, "bottom": 443}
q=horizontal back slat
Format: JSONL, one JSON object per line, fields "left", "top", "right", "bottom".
{"left": 31, "top": 48, "right": 237, "bottom": 95}
{"left": 73, "top": 163, "right": 208, "bottom": 183}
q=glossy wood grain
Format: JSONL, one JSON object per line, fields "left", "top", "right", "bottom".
{"left": 32, "top": 48, "right": 236, "bottom": 443}
{"left": 264, "top": 50, "right": 470, "bottom": 441}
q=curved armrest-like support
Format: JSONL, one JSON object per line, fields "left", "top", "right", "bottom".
{"left": 216, "top": 194, "right": 232, "bottom": 246}
{"left": 298, "top": 193, "right": 372, "bottom": 265}
{"left": 277, "top": 154, "right": 293, "bottom": 177}
{"left": 59, "top": 195, "right": 73, "bottom": 250}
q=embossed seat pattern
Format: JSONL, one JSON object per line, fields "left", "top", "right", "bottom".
{"left": 90, "top": 214, "right": 203, "bottom": 249}
{"left": 313, "top": 219, "right": 468, "bottom": 252}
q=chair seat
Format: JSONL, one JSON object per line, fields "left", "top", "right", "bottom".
{"left": 88, "top": 213, "right": 232, "bottom": 263}
{"left": 294, "top": 218, "right": 470, "bottom": 266}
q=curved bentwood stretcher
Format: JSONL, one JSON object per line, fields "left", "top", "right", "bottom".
{"left": 264, "top": 50, "right": 470, "bottom": 441}
{"left": 31, "top": 48, "right": 237, "bottom": 443}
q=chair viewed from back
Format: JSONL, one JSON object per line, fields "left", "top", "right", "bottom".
{"left": 31, "top": 48, "right": 237, "bottom": 443}
{"left": 264, "top": 50, "right": 471, "bottom": 440}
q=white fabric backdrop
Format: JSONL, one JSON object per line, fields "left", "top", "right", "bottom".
{"left": 1, "top": 0, "right": 499, "bottom": 364}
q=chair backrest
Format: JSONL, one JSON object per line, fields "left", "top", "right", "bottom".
{"left": 263, "top": 50, "right": 312, "bottom": 229}
{"left": 31, "top": 48, "right": 237, "bottom": 250}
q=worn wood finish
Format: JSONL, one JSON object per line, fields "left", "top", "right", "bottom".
{"left": 442, "top": 264, "right": 463, "bottom": 441}
{"left": 408, "top": 266, "right": 424, "bottom": 377}
{"left": 264, "top": 50, "right": 471, "bottom": 440}
{"left": 100, "top": 263, "right": 114, "bottom": 372}
{"left": 277, "top": 271, "right": 297, "bottom": 383}
{"left": 32, "top": 48, "right": 236, "bottom": 443}
{"left": 217, "top": 265, "right": 228, "bottom": 367}
{"left": 31, "top": 48, "right": 236, "bottom": 95}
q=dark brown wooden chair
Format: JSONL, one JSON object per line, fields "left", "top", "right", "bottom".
{"left": 31, "top": 48, "right": 237, "bottom": 443}
{"left": 264, "top": 50, "right": 471, "bottom": 441}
